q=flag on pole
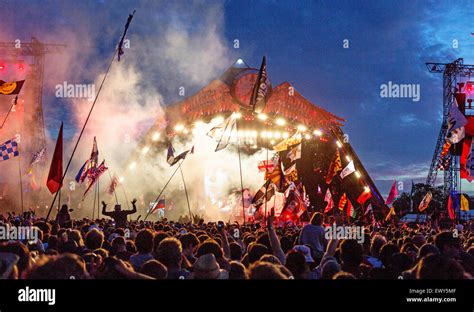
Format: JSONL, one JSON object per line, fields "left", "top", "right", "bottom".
{"left": 90, "top": 137, "right": 99, "bottom": 168}
{"left": 107, "top": 175, "right": 119, "bottom": 196}
{"left": 284, "top": 163, "right": 298, "bottom": 184}
{"left": 446, "top": 103, "right": 467, "bottom": 144}
{"left": 287, "top": 143, "right": 301, "bottom": 162}
{"left": 26, "top": 147, "right": 46, "bottom": 174}
{"left": 385, "top": 207, "right": 396, "bottom": 221}
{"left": 364, "top": 204, "right": 373, "bottom": 215}
{"left": 461, "top": 194, "right": 470, "bottom": 211}
{"left": 0, "top": 80, "right": 25, "bottom": 95}
{"left": 207, "top": 114, "right": 237, "bottom": 151}
{"left": 75, "top": 160, "right": 90, "bottom": 183}
{"left": 326, "top": 149, "right": 342, "bottom": 184}
{"left": 340, "top": 160, "right": 355, "bottom": 179}
{"left": 0, "top": 138, "right": 19, "bottom": 162}
{"left": 460, "top": 136, "right": 473, "bottom": 182}
{"left": 447, "top": 193, "right": 456, "bottom": 220}
{"left": 117, "top": 11, "right": 135, "bottom": 61}
{"left": 249, "top": 56, "right": 272, "bottom": 114}
{"left": 167, "top": 143, "right": 193, "bottom": 166}
{"left": 265, "top": 156, "right": 284, "bottom": 191}
{"left": 82, "top": 160, "right": 108, "bottom": 198}
{"left": 357, "top": 186, "right": 372, "bottom": 205}
{"left": 385, "top": 180, "right": 398, "bottom": 206}
{"left": 418, "top": 191, "right": 432, "bottom": 212}
{"left": 323, "top": 188, "right": 334, "bottom": 213}
{"left": 46, "top": 123, "right": 63, "bottom": 194}
{"left": 338, "top": 193, "right": 347, "bottom": 211}
{"left": 347, "top": 200, "right": 356, "bottom": 219}
{"left": 149, "top": 198, "right": 166, "bottom": 214}
{"left": 252, "top": 180, "right": 275, "bottom": 210}
{"left": 258, "top": 159, "right": 274, "bottom": 172}
{"left": 167, "top": 144, "right": 176, "bottom": 165}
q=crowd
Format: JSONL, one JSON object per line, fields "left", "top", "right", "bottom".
{"left": 0, "top": 200, "right": 473, "bottom": 280}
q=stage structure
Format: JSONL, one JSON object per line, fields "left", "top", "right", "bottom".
{"left": 133, "top": 59, "right": 387, "bottom": 221}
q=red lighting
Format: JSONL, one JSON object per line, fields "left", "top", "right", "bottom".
{"left": 18, "top": 64, "right": 24, "bottom": 71}
{"left": 0, "top": 64, "right": 4, "bottom": 70}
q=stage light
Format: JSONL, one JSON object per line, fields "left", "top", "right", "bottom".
{"left": 283, "top": 132, "right": 289, "bottom": 139}
{"left": 183, "top": 128, "right": 189, "bottom": 134}
{"left": 305, "top": 134, "right": 311, "bottom": 140}
{"left": 18, "top": 63, "right": 24, "bottom": 71}
{"left": 267, "top": 131, "right": 273, "bottom": 139}
{"left": 270, "top": 140, "right": 275, "bottom": 145}
{"left": 261, "top": 131, "right": 267, "bottom": 138}
{"left": 212, "top": 116, "right": 224, "bottom": 124}
{"left": 274, "top": 131, "right": 281, "bottom": 139}
{"left": 336, "top": 141, "right": 342, "bottom": 148}
{"left": 251, "top": 130, "right": 258, "bottom": 137}
{"left": 0, "top": 63, "right": 4, "bottom": 70}
{"left": 236, "top": 59, "right": 244, "bottom": 65}
{"left": 129, "top": 162, "right": 137, "bottom": 170}
{"left": 345, "top": 155, "right": 351, "bottom": 162}
{"left": 313, "top": 130, "right": 322, "bottom": 136}
{"left": 355, "top": 171, "right": 361, "bottom": 178}
{"left": 174, "top": 124, "right": 184, "bottom": 132}
{"left": 466, "top": 81, "right": 474, "bottom": 93}
{"left": 141, "top": 146, "right": 150, "bottom": 155}
{"left": 119, "top": 177, "right": 125, "bottom": 183}
{"left": 297, "top": 124, "right": 307, "bottom": 132}
{"left": 152, "top": 132, "right": 160, "bottom": 141}
{"left": 194, "top": 120, "right": 205, "bottom": 127}
{"left": 257, "top": 113, "right": 268, "bottom": 121}
{"left": 275, "top": 118, "right": 286, "bottom": 126}
{"left": 233, "top": 112, "right": 242, "bottom": 119}
{"left": 364, "top": 186, "right": 370, "bottom": 193}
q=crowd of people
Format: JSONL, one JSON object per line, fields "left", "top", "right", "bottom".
{"left": 0, "top": 200, "right": 473, "bottom": 280}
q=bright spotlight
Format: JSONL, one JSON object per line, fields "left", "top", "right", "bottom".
{"left": 261, "top": 131, "right": 267, "bottom": 139}
{"left": 194, "top": 120, "right": 205, "bottom": 127}
{"left": 141, "top": 146, "right": 150, "bottom": 155}
{"left": 152, "top": 132, "right": 160, "bottom": 141}
{"left": 129, "top": 162, "right": 137, "bottom": 170}
{"left": 336, "top": 141, "right": 342, "bottom": 148}
{"left": 313, "top": 130, "right": 322, "bottom": 136}
{"left": 275, "top": 118, "right": 286, "bottom": 126}
{"left": 257, "top": 113, "right": 268, "bottom": 121}
{"left": 212, "top": 116, "right": 224, "bottom": 124}
{"left": 283, "top": 132, "right": 289, "bottom": 139}
{"left": 233, "top": 112, "right": 242, "bottom": 119}
{"left": 364, "top": 186, "right": 370, "bottom": 193}
{"left": 297, "top": 125, "right": 307, "bottom": 132}
{"left": 355, "top": 171, "right": 361, "bottom": 178}
{"left": 119, "top": 177, "right": 125, "bottom": 183}
{"left": 305, "top": 134, "right": 311, "bottom": 140}
{"left": 174, "top": 124, "right": 184, "bottom": 132}
{"left": 274, "top": 131, "right": 281, "bottom": 139}
{"left": 345, "top": 155, "right": 351, "bottom": 162}
{"left": 270, "top": 140, "right": 275, "bottom": 145}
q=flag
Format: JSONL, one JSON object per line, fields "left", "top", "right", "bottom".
{"left": 26, "top": 147, "right": 46, "bottom": 174}
{"left": 207, "top": 114, "right": 237, "bottom": 151}
{"left": 287, "top": 143, "right": 301, "bottom": 162}
{"left": 326, "top": 149, "right": 342, "bottom": 184}
{"left": 82, "top": 160, "right": 108, "bottom": 198}
{"left": 461, "top": 194, "right": 470, "bottom": 211}
{"left": 364, "top": 204, "right": 373, "bottom": 215}
{"left": 75, "top": 160, "right": 90, "bottom": 183}
{"left": 385, "top": 207, "right": 396, "bottom": 221}
{"left": 258, "top": 159, "right": 274, "bottom": 172}
{"left": 167, "top": 144, "right": 176, "bottom": 165}
{"left": 460, "top": 136, "right": 473, "bottom": 182}
{"left": 249, "top": 56, "right": 272, "bottom": 114}
{"left": 385, "top": 180, "right": 398, "bottom": 205}
{"left": 347, "top": 200, "right": 356, "bottom": 219}
{"left": 446, "top": 103, "right": 467, "bottom": 144}
{"left": 447, "top": 193, "right": 456, "bottom": 220}
{"left": 117, "top": 11, "right": 135, "bottom": 61}
{"left": 338, "top": 193, "right": 347, "bottom": 211}
{"left": 265, "top": 156, "right": 284, "bottom": 191}
{"left": 0, "top": 80, "right": 25, "bottom": 95}
{"left": 90, "top": 137, "right": 99, "bottom": 168}
{"left": 284, "top": 163, "right": 298, "bottom": 184}
{"left": 274, "top": 132, "right": 302, "bottom": 152}
{"left": 323, "top": 188, "right": 334, "bottom": 213}
{"left": 282, "top": 184, "right": 306, "bottom": 218}
{"left": 107, "top": 175, "right": 119, "bottom": 196}
{"left": 169, "top": 146, "right": 193, "bottom": 166}
{"left": 46, "top": 123, "right": 63, "bottom": 194}
{"left": 418, "top": 191, "right": 432, "bottom": 212}
{"left": 252, "top": 180, "right": 275, "bottom": 210}
{"left": 0, "top": 138, "right": 19, "bottom": 162}
{"left": 149, "top": 198, "right": 166, "bottom": 214}
{"left": 357, "top": 187, "right": 372, "bottom": 205}
{"left": 340, "top": 160, "right": 355, "bottom": 179}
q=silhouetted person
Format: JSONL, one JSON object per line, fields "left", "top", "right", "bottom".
{"left": 102, "top": 199, "right": 137, "bottom": 228}
{"left": 56, "top": 205, "right": 71, "bottom": 228}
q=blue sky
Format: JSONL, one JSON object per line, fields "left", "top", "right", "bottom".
{"left": 2, "top": 0, "right": 474, "bottom": 196}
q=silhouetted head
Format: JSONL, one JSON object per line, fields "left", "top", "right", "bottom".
{"left": 60, "top": 205, "right": 68, "bottom": 214}
{"left": 114, "top": 204, "right": 121, "bottom": 212}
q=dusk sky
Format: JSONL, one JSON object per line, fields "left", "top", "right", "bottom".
{"left": 2, "top": 0, "right": 474, "bottom": 197}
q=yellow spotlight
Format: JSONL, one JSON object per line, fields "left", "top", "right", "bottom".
{"left": 233, "top": 112, "right": 242, "bottom": 119}
{"left": 141, "top": 146, "right": 150, "bottom": 155}
{"left": 345, "top": 155, "right": 351, "bottom": 162}
{"left": 313, "top": 129, "right": 322, "bottom": 136}
{"left": 305, "top": 134, "right": 311, "bottom": 140}
{"left": 297, "top": 124, "right": 307, "bottom": 132}
{"left": 129, "top": 162, "right": 137, "bottom": 170}
{"left": 275, "top": 118, "right": 286, "bottom": 126}
{"left": 174, "top": 124, "right": 184, "bottom": 132}
{"left": 355, "top": 171, "right": 361, "bottom": 178}
{"left": 283, "top": 132, "right": 289, "bottom": 139}
{"left": 152, "top": 132, "right": 160, "bottom": 141}
{"left": 364, "top": 186, "right": 370, "bottom": 193}
{"left": 336, "top": 141, "right": 342, "bottom": 148}
{"left": 257, "top": 113, "right": 268, "bottom": 121}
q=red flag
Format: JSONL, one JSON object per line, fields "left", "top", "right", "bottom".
{"left": 447, "top": 194, "right": 456, "bottom": 220}
{"left": 385, "top": 180, "right": 398, "bottom": 205}
{"left": 357, "top": 186, "right": 372, "bottom": 205}
{"left": 46, "top": 123, "right": 63, "bottom": 194}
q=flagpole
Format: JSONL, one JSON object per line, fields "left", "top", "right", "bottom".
{"left": 97, "top": 177, "right": 100, "bottom": 219}
{"left": 45, "top": 11, "right": 136, "bottom": 220}
{"left": 178, "top": 162, "right": 192, "bottom": 221}
{"left": 236, "top": 121, "right": 246, "bottom": 225}
{"left": 107, "top": 170, "right": 119, "bottom": 204}
{"left": 92, "top": 182, "right": 97, "bottom": 220}
{"left": 0, "top": 100, "right": 16, "bottom": 130}
{"left": 264, "top": 126, "right": 269, "bottom": 224}
{"left": 17, "top": 145, "right": 24, "bottom": 214}
{"left": 144, "top": 160, "right": 183, "bottom": 221}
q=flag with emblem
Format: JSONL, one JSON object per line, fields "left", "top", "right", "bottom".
{"left": 0, "top": 80, "right": 25, "bottom": 95}
{"left": 338, "top": 193, "right": 347, "bottom": 211}
{"left": 287, "top": 143, "right": 301, "bottom": 162}
{"left": 0, "top": 138, "right": 19, "bottom": 162}
{"left": 326, "top": 149, "right": 342, "bottom": 184}
{"left": 249, "top": 56, "right": 272, "bottom": 114}
{"left": 340, "top": 160, "right": 355, "bottom": 179}
{"left": 284, "top": 163, "right": 298, "bottom": 185}
{"left": 446, "top": 103, "right": 467, "bottom": 144}
{"left": 323, "top": 188, "right": 334, "bottom": 213}
{"left": 258, "top": 159, "right": 274, "bottom": 173}
{"left": 265, "top": 155, "right": 284, "bottom": 191}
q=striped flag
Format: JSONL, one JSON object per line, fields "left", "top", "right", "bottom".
{"left": 338, "top": 193, "right": 347, "bottom": 211}
{"left": 326, "top": 149, "right": 342, "bottom": 184}
{"left": 347, "top": 200, "right": 356, "bottom": 219}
